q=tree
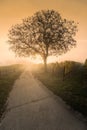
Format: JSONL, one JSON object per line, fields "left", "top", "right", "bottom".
{"left": 8, "top": 10, "right": 77, "bottom": 71}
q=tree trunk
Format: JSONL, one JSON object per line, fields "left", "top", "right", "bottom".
{"left": 43, "top": 57, "right": 47, "bottom": 72}
{"left": 42, "top": 45, "right": 48, "bottom": 72}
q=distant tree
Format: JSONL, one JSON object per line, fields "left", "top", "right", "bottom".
{"left": 85, "top": 59, "right": 87, "bottom": 67}
{"left": 8, "top": 10, "right": 77, "bottom": 71}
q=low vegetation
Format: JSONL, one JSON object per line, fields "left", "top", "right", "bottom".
{"left": 0, "top": 64, "right": 24, "bottom": 119}
{"left": 33, "top": 61, "right": 87, "bottom": 116}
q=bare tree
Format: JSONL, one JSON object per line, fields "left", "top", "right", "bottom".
{"left": 8, "top": 10, "right": 77, "bottom": 71}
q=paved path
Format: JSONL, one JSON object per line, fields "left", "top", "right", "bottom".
{"left": 0, "top": 70, "right": 87, "bottom": 130}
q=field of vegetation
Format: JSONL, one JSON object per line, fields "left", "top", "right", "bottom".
{"left": 0, "top": 64, "right": 24, "bottom": 119}
{"left": 33, "top": 60, "right": 87, "bottom": 116}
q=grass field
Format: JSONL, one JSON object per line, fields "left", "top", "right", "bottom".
{"left": 0, "top": 64, "right": 24, "bottom": 119}
{"left": 34, "top": 61, "right": 87, "bottom": 116}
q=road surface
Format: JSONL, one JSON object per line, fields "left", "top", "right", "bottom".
{"left": 0, "top": 70, "right": 87, "bottom": 130}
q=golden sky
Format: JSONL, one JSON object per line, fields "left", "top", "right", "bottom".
{"left": 0, "top": 0, "right": 87, "bottom": 65}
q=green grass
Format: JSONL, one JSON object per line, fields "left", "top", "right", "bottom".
{"left": 0, "top": 64, "right": 24, "bottom": 119}
{"left": 34, "top": 64, "right": 87, "bottom": 116}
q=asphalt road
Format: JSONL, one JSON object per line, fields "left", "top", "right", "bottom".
{"left": 0, "top": 70, "right": 87, "bottom": 130}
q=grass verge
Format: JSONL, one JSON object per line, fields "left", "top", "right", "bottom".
{"left": 0, "top": 64, "right": 24, "bottom": 119}
{"left": 34, "top": 66, "right": 87, "bottom": 117}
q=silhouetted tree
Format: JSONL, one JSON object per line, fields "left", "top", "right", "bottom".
{"left": 8, "top": 10, "right": 77, "bottom": 71}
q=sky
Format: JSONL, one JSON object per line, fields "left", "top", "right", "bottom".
{"left": 0, "top": 0, "right": 87, "bottom": 65}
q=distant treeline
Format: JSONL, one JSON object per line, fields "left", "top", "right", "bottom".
{"left": 36, "top": 59, "right": 87, "bottom": 79}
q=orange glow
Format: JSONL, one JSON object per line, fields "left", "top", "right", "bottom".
{"left": 0, "top": 0, "right": 87, "bottom": 65}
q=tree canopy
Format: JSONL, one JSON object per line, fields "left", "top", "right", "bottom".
{"left": 8, "top": 10, "right": 77, "bottom": 70}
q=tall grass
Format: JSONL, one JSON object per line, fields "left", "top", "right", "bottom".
{"left": 33, "top": 61, "right": 87, "bottom": 116}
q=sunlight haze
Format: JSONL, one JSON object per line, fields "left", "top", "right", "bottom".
{"left": 0, "top": 0, "right": 87, "bottom": 65}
